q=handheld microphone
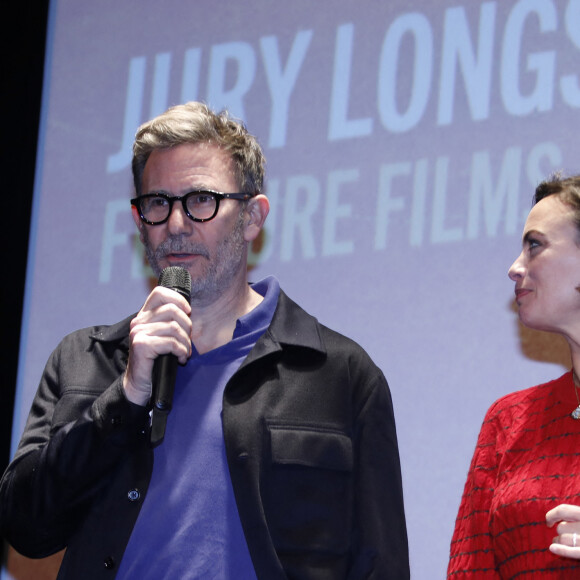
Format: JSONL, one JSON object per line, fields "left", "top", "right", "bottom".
{"left": 150, "top": 266, "right": 192, "bottom": 447}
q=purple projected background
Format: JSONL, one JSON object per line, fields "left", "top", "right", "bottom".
{"left": 9, "top": 0, "right": 580, "bottom": 578}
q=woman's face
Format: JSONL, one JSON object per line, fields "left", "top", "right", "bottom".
{"left": 508, "top": 195, "right": 580, "bottom": 336}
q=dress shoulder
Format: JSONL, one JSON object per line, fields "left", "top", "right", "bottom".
{"left": 484, "top": 371, "right": 572, "bottom": 422}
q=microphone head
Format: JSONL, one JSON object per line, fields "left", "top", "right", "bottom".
{"left": 158, "top": 266, "right": 192, "bottom": 301}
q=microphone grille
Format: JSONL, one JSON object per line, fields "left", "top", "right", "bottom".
{"left": 158, "top": 267, "right": 192, "bottom": 301}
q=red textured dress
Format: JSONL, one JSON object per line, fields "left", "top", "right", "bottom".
{"left": 448, "top": 371, "right": 580, "bottom": 578}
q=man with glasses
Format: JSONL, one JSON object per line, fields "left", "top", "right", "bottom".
{"left": 0, "top": 102, "right": 409, "bottom": 579}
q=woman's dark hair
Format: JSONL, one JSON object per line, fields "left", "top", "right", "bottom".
{"left": 534, "top": 173, "right": 580, "bottom": 238}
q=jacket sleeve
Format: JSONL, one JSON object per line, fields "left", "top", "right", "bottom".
{"left": 447, "top": 406, "right": 502, "bottom": 578}
{"left": 350, "top": 369, "right": 410, "bottom": 580}
{"left": 0, "top": 332, "right": 150, "bottom": 558}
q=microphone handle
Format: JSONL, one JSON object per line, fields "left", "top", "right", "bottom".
{"left": 150, "top": 353, "right": 178, "bottom": 447}
{"left": 152, "top": 354, "right": 178, "bottom": 412}
{"left": 149, "top": 266, "right": 192, "bottom": 446}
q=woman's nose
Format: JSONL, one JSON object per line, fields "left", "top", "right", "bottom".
{"left": 508, "top": 252, "right": 524, "bottom": 281}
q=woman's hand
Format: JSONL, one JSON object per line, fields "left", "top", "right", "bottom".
{"left": 546, "top": 504, "right": 580, "bottom": 559}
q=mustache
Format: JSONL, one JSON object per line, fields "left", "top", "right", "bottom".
{"left": 153, "top": 237, "right": 210, "bottom": 260}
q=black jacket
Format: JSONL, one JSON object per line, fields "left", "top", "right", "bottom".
{"left": 0, "top": 290, "right": 409, "bottom": 579}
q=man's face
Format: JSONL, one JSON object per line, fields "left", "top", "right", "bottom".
{"left": 133, "top": 142, "right": 249, "bottom": 305}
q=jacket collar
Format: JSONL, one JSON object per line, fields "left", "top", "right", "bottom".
{"left": 89, "top": 313, "right": 135, "bottom": 347}
{"left": 269, "top": 290, "right": 325, "bottom": 352}
{"left": 85, "top": 289, "right": 325, "bottom": 357}
{"left": 240, "top": 290, "right": 326, "bottom": 369}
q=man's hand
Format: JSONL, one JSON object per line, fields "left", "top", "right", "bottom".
{"left": 123, "top": 287, "right": 192, "bottom": 406}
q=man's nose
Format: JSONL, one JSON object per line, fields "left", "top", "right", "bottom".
{"left": 166, "top": 201, "right": 193, "bottom": 235}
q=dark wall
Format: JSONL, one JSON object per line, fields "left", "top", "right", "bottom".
{"left": 1, "top": 3, "right": 48, "bottom": 471}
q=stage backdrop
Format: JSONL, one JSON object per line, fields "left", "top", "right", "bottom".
{"left": 7, "top": 0, "right": 580, "bottom": 578}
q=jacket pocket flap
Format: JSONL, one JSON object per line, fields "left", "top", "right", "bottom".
{"left": 269, "top": 426, "right": 353, "bottom": 472}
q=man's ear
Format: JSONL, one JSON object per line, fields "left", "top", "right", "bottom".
{"left": 131, "top": 205, "right": 147, "bottom": 244}
{"left": 244, "top": 194, "right": 270, "bottom": 242}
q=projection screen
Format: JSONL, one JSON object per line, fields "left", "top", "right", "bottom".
{"left": 7, "top": 0, "right": 580, "bottom": 578}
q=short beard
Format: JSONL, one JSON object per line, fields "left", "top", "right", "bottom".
{"left": 142, "top": 210, "right": 247, "bottom": 305}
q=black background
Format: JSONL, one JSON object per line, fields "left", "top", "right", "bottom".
{"left": 2, "top": 3, "right": 49, "bottom": 472}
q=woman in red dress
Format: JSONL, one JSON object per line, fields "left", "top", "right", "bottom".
{"left": 448, "top": 175, "right": 580, "bottom": 579}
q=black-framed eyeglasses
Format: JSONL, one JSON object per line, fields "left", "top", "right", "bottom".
{"left": 131, "top": 190, "right": 254, "bottom": 225}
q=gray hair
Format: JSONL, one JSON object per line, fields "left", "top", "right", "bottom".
{"left": 132, "top": 102, "right": 265, "bottom": 196}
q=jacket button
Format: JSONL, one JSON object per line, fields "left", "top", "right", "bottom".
{"left": 128, "top": 489, "right": 141, "bottom": 501}
{"left": 103, "top": 556, "right": 115, "bottom": 569}
{"left": 237, "top": 452, "right": 249, "bottom": 463}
